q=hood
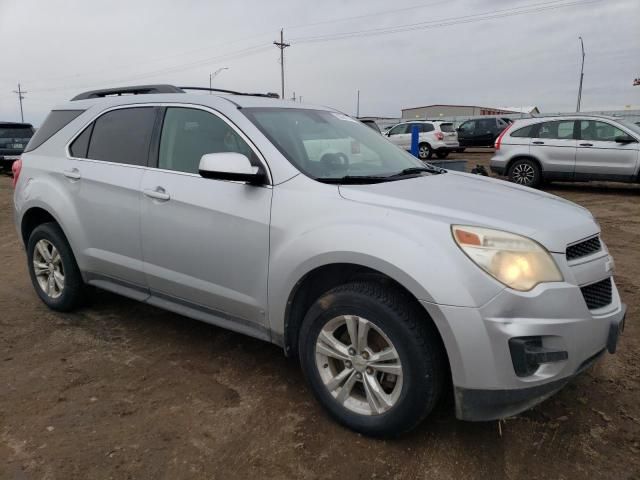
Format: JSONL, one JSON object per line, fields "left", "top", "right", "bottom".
{"left": 338, "top": 172, "right": 598, "bottom": 253}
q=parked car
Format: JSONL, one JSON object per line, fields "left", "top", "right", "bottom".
{"left": 14, "top": 85, "right": 625, "bottom": 436}
{"left": 0, "top": 121, "right": 34, "bottom": 172}
{"left": 359, "top": 119, "right": 381, "bottom": 134}
{"left": 457, "top": 117, "right": 512, "bottom": 148}
{"left": 491, "top": 115, "right": 640, "bottom": 188}
{"left": 385, "top": 120, "right": 459, "bottom": 159}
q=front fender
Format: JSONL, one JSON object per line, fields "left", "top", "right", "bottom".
{"left": 266, "top": 176, "right": 504, "bottom": 338}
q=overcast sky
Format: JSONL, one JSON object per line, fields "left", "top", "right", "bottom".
{"left": 1, "top": 0, "right": 639, "bottom": 125}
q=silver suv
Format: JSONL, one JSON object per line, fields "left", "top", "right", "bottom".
{"left": 13, "top": 85, "right": 626, "bottom": 436}
{"left": 385, "top": 120, "right": 459, "bottom": 159}
{"left": 491, "top": 115, "right": 640, "bottom": 187}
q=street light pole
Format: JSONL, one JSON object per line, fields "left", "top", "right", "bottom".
{"left": 209, "top": 67, "right": 229, "bottom": 93}
{"left": 576, "top": 36, "right": 585, "bottom": 112}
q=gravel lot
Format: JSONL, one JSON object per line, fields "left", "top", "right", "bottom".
{"left": 1, "top": 151, "right": 639, "bottom": 479}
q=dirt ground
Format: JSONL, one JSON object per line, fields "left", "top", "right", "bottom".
{"left": 1, "top": 151, "right": 639, "bottom": 480}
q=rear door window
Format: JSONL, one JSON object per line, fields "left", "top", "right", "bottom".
{"left": 537, "top": 120, "right": 575, "bottom": 140}
{"left": 24, "top": 110, "right": 84, "bottom": 152}
{"left": 86, "top": 107, "right": 156, "bottom": 166}
{"left": 420, "top": 123, "right": 434, "bottom": 133}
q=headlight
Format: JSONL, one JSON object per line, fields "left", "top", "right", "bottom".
{"left": 452, "top": 225, "right": 563, "bottom": 291}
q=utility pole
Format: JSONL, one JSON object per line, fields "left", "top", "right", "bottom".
{"left": 576, "top": 36, "right": 585, "bottom": 112}
{"left": 356, "top": 89, "right": 360, "bottom": 117}
{"left": 13, "top": 83, "right": 26, "bottom": 123}
{"left": 273, "top": 29, "right": 290, "bottom": 99}
{"left": 292, "top": 91, "right": 296, "bottom": 101}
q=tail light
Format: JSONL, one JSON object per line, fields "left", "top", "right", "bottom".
{"left": 494, "top": 124, "right": 513, "bottom": 151}
{"left": 11, "top": 158, "right": 22, "bottom": 188}
{"left": 435, "top": 132, "right": 444, "bottom": 141}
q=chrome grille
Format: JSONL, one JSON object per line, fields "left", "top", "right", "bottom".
{"left": 580, "top": 278, "right": 612, "bottom": 310}
{"left": 566, "top": 236, "right": 601, "bottom": 261}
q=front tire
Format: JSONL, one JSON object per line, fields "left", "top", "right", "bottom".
{"left": 27, "top": 222, "right": 84, "bottom": 312}
{"left": 508, "top": 158, "right": 541, "bottom": 188}
{"left": 418, "top": 143, "right": 433, "bottom": 160}
{"left": 298, "top": 281, "right": 444, "bottom": 437}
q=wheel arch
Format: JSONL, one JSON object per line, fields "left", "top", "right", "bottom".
{"left": 282, "top": 262, "right": 449, "bottom": 378}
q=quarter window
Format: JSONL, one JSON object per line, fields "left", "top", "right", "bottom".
{"left": 579, "top": 121, "right": 627, "bottom": 142}
{"left": 158, "top": 107, "right": 255, "bottom": 174}
{"left": 510, "top": 124, "right": 535, "bottom": 138}
{"left": 86, "top": 107, "right": 156, "bottom": 166}
{"left": 24, "top": 110, "right": 84, "bottom": 153}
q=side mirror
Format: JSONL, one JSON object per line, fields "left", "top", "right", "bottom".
{"left": 198, "top": 152, "right": 265, "bottom": 184}
{"left": 615, "top": 134, "right": 637, "bottom": 144}
{"left": 455, "top": 127, "right": 461, "bottom": 132}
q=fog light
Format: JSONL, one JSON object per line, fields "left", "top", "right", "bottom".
{"left": 509, "top": 337, "right": 568, "bottom": 377}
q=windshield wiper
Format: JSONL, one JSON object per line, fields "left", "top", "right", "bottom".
{"left": 316, "top": 175, "right": 391, "bottom": 184}
{"left": 387, "top": 166, "right": 445, "bottom": 178}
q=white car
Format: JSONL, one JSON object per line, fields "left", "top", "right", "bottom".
{"left": 385, "top": 121, "right": 459, "bottom": 160}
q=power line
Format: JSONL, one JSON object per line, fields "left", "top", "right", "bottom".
{"left": 273, "top": 29, "right": 290, "bottom": 99}
{"left": 13, "top": 83, "right": 27, "bottom": 123}
{"left": 291, "top": 0, "right": 599, "bottom": 43}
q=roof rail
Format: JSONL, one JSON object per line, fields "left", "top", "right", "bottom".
{"left": 71, "top": 84, "right": 184, "bottom": 101}
{"left": 70, "top": 84, "right": 281, "bottom": 101}
{"left": 178, "top": 86, "right": 280, "bottom": 98}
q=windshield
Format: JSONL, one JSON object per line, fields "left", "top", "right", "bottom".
{"left": 243, "top": 108, "right": 430, "bottom": 182}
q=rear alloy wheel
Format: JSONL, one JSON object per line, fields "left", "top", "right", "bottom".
{"left": 299, "top": 281, "right": 444, "bottom": 437}
{"left": 508, "top": 158, "right": 541, "bottom": 188}
{"left": 27, "top": 222, "right": 84, "bottom": 311}
{"left": 418, "top": 143, "right": 433, "bottom": 160}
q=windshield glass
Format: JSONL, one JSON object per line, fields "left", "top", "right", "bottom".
{"left": 243, "top": 108, "right": 428, "bottom": 181}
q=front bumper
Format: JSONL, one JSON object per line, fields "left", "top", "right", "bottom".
{"left": 421, "top": 249, "right": 626, "bottom": 421}
{"left": 454, "top": 304, "right": 625, "bottom": 421}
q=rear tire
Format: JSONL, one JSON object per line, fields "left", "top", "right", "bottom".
{"left": 508, "top": 158, "right": 541, "bottom": 188}
{"left": 27, "top": 222, "right": 84, "bottom": 312}
{"left": 298, "top": 281, "right": 444, "bottom": 437}
{"left": 418, "top": 143, "right": 433, "bottom": 160}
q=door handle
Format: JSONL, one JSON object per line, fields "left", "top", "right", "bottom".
{"left": 63, "top": 168, "right": 81, "bottom": 180}
{"left": 580, "top": 143, "right": 593, "bottom": 147}
{"left": 532, "top": 141, "right": 545, "bottom": 145}
{"left": 143, "top": 187, "right": 170, "bottom": 201}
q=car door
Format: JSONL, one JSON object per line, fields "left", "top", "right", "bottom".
{"left": 475, "top": 118, "right": 498, "bottom": 146}
{"left": 574, "top": 120, "right": 640, "bottom": 181}
{"left": 528, "top": 120, "right": 578, "bottom": 180}
{"left": 140, "top": 106, "right": 272, "bottom": 329}
{"left": 65, "top": 106, "right": 157, "bottom": 292}
{"left": 386, "top": 123, "right": 411, "bottom": 149}
{"left": 457, "top": 120, "right": 475, "bottom": 146}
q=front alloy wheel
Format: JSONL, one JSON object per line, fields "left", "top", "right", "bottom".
{"left": 299, "top": 281, "right": 444, "bottom": 437}
{"left": 315, "top": 315, "right": 403, "bottom": 415}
